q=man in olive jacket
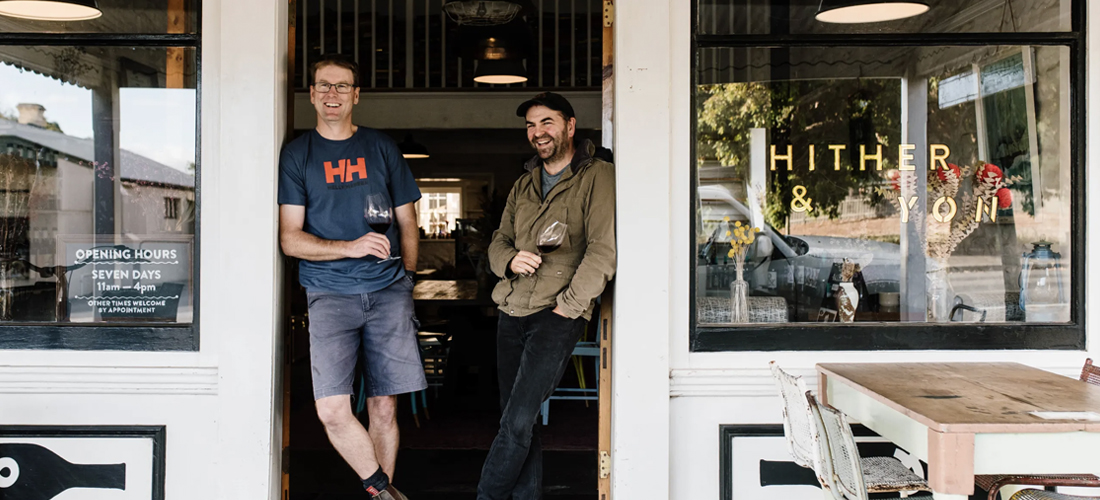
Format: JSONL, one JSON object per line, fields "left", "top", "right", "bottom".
{"left": 477, "top": 92, "right": 616, "bottom": 500}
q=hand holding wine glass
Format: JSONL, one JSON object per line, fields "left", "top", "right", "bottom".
{"left": 364, "top": 192, "right": 401, "bottom": 262}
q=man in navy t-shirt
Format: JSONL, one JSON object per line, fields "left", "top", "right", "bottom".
{"left": 278, "top": 55, "right": 423, "bottom": 500}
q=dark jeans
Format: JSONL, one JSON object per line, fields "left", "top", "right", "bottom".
{"left": 477, "top": 308, "right": 587, "bottom": 500}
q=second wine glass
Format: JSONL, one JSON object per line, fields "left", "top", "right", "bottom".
{"left": 537, "top": 220, "right": 567, "bottom": 255}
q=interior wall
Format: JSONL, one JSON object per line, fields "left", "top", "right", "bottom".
{"left": 293, "top": 91, "right": 602, "bottom": 130}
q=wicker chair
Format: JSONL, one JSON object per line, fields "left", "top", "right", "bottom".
{"left": 1009, "top": 490, "right": 1100, "bottom": 500}
{"left": 807, "top": 392, "right": 931, "bottom": 500}
{"left": 770, "top": 362, "right": 931, "bottom": 495}
{"left": 976, "top": 359, "right": 1100, "bottom": 500}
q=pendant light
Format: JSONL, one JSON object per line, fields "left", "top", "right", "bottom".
{"left": 0, "top": 0, "right": 103, "bottom": 21}
{"left": 815, "top": 0, "right": 929, "bottom": 24}
{"left": 443, "top": 0, "right": 533, "bottom": 26}
{"left": 398, "top": 134, "right": 430, "bottom": 159}
{"left": 460, "top": 19, "right": 531, "bottom": 84}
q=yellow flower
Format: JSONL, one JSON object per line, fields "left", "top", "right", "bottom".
{"left": 734, "top": 221, "right": 742, "bottom": 227}
{"left": 723, "top": 216, "right": 730, "bottom": 222}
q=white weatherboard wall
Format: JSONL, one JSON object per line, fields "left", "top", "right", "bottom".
{"left": 614, "top": 1, "right": 1099, "bottom": 499}
{"left": 0, "top": 1, "right": 288, "bottom": 499}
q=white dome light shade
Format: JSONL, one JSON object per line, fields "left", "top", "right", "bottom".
{"left": 473, "top": 59, "right": 528, "bottom": 84}
{"left": 815, "top": 1, "right": 929, "bottom": 24}
{"left": 0, "top": 0, "right": 102, "bottom": 21}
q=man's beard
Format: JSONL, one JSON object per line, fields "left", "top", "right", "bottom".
{"left": 532, "top": 130, "right": 570, "bottom": 163}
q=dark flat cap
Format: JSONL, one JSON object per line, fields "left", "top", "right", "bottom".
{"left": 516, "top": 92, "right": 575, "bottom": 120}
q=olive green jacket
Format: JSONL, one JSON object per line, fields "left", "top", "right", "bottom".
{"left": 488, "top": 139, "right": 617, "bottom": 320}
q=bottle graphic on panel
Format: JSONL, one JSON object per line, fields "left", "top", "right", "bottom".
{"left": 0, "top": 443, "right": 125, "bottom": 500}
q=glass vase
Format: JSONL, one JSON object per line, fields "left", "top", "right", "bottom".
{"left": 926, "top": 259, "right": 950, "bottom": 322}
{"left": 729, "top": 265, "right": 749, "bottom": 323}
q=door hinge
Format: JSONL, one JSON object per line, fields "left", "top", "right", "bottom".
{"left": 599, "top": 450, "right": 611, "bottom": 479}
{"left": 603, "top": 1, "right": 613, "bottom": 28}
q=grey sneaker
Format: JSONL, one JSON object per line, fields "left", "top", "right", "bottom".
{"left": 372, "top": 485, "right": 409, "bottom": 500}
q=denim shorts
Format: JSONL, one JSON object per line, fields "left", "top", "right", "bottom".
{"left": 306, "top": 275, "right": 428, "bottom": 400}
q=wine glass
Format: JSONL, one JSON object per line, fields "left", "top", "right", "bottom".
{"left": 364, "top": 192, "right": 400, "bottom": 262}
{"left": 537, "top": 220, "right": 567, "bottom": 256}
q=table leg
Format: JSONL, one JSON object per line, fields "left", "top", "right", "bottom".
{"left": 818, "top": 372, "right": 829, "bottom": 406}
{"left": 928, "top": 429, "right": 975, "bottom": 496}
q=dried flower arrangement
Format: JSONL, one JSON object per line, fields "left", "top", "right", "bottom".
{"left": 883, "top": 161, "right": 1020, "bottom": 262}
{"left": 723, "top": 217, "right": 761, "bottom": 280}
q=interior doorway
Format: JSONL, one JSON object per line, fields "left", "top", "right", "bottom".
{"left": 281, "top": 1, "right": 612, "bottom": 499}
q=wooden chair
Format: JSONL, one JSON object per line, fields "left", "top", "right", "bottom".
{"left": 769, "top": 361, "right": 820, "bottom": 472}
{"left": 976, "top": 359, "right": 1100, "bottom": 500}
{"left": 770, "top": 362, "right": 931, "bottom": 495}
{"left": 806, "top": 392, "right": 930, "bottom": 500}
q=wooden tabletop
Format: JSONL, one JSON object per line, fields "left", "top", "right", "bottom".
{"left": 412, "top": 279, "right": 481, "bottom": 303}
{"left": 818, "top": 362, "right": 1100, "bottom": 433}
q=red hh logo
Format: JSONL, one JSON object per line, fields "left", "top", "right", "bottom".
{"left": 324, "top": 157, "right": 368, "bottom": 184}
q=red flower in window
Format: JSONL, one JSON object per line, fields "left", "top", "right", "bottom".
{"left": 886, "top": 169, "right": 901, "bottom": 191}
{"left": 936, "top": 163, "right": 961, "bottom": 182}
{"left": 996, "top": 187, "right": 1012, "bottom": 209}
{"left": 976, "top": 163, "right": 1004, "bottom": 187}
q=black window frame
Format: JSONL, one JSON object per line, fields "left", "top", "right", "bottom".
{"left": 690, "top": 0, "right": 1087, "bottom": 352}
{"left": 0, "top": 18, "right": 203, "bottom": 352}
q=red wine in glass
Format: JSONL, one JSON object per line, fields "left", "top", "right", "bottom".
{"left": 369, "top": 222, "right": 391, "bottom": 234}
{"left": 537, "top": 243, "right": 561, "bottom": 254}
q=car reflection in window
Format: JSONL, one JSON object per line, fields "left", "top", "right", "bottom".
{"left": 697, "top": 185, "right": 901, "bottom": 322}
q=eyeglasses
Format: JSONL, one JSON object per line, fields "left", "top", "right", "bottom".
{"left": 314, "top": 82, "right": 356, "bottom": 94}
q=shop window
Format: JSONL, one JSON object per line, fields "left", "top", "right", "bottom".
{"left": 0, "top": 2, "right": 200, "bottom": 350}
{"left": 691, "top": 0, "right": 1084, "bottom": 351}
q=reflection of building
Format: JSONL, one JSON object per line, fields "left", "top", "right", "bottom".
{"left": 0, "top": 106, "right": 194, "bottom": 284}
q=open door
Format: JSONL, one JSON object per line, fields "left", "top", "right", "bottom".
{"left": 598, "top": 4, "right": 614, "bottom": 498}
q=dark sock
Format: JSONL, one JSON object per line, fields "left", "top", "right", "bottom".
{"left": 362, "top": 467, "right": 390, "bottom": 497}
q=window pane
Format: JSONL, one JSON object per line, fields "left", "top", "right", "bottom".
{"left": 0, "top": 46, "right": 197, "bottom": 324}
{"left": 695, "top": 45, "right": 1071, "bottom": 326}
{"left": 697, "top": 0, "right": 1071, "bottom": 35}
{"left": 0, "top": 0, "right": 198, "bottom": 34}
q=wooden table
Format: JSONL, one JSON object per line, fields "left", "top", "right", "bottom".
{"left": 817, "top": 362, "right": 1100, "bottom": 500}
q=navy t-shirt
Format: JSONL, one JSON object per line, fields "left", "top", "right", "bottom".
{"left": 278, "top": 127, "right": 421, "bottom": 293}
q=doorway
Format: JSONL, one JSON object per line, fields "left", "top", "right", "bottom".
{"left": 281, "top": 1, "right": 612, "bottom": 499}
